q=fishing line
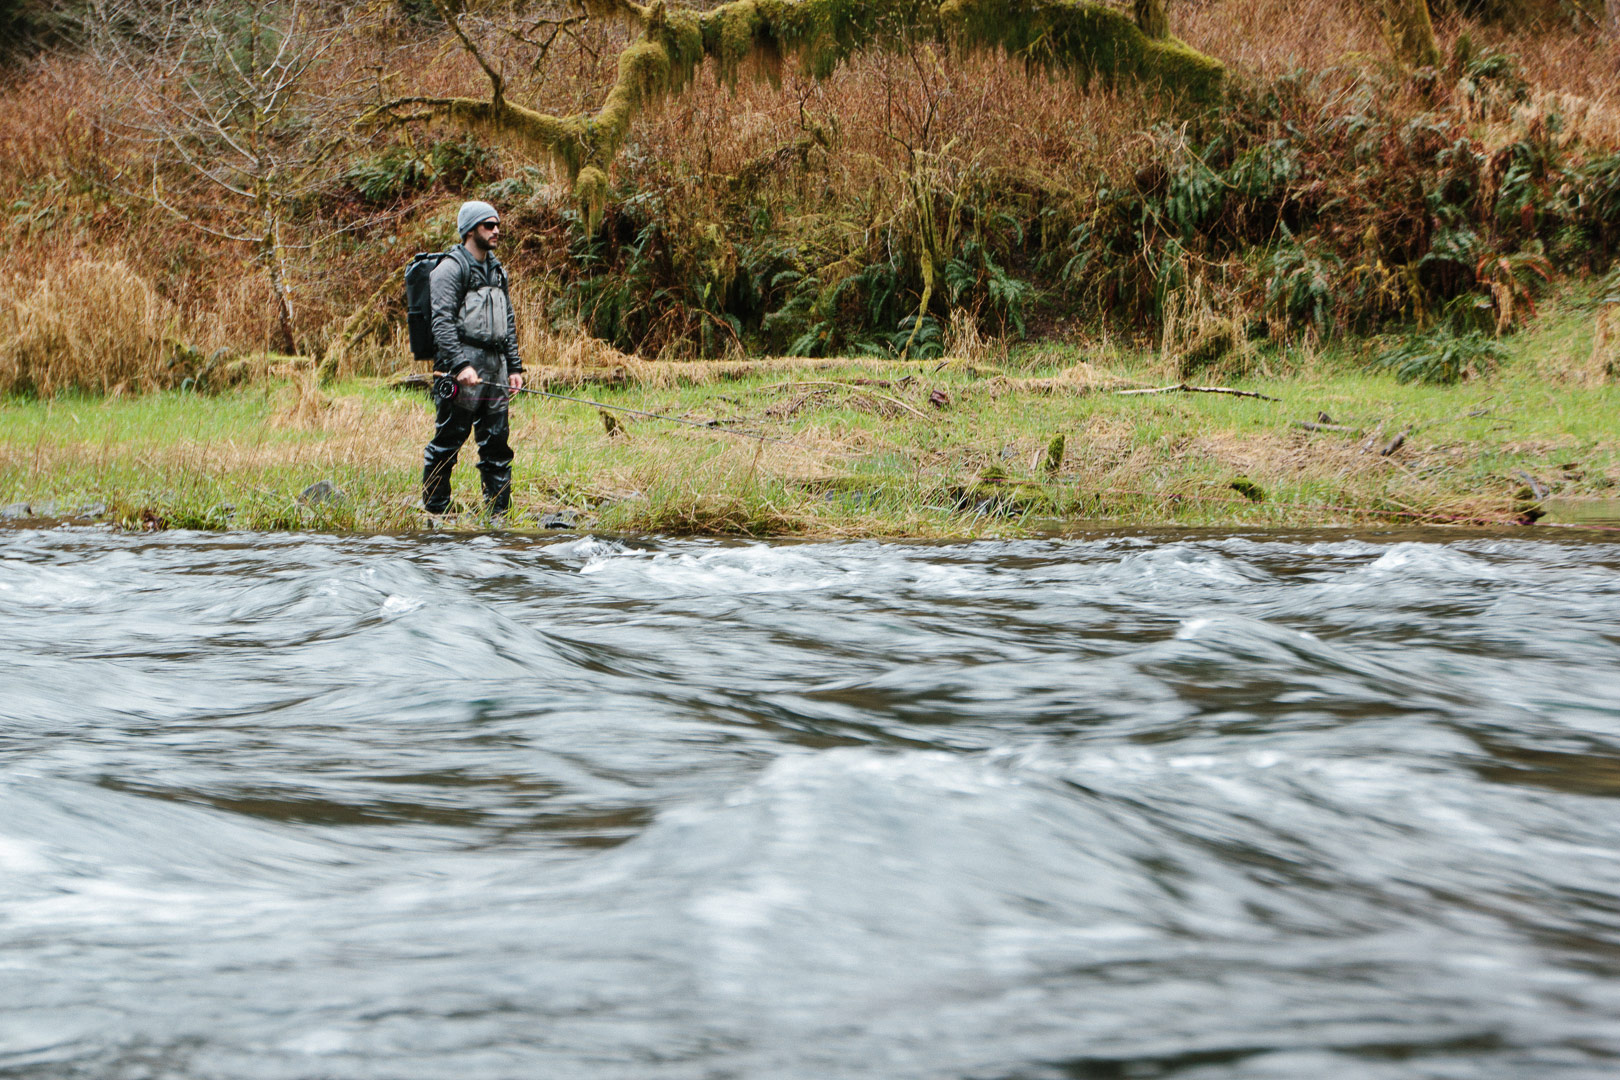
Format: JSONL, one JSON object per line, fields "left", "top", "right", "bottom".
{"left": 1067, "top": 482, "right": 1620, "bottom": 532}
{"left": 434, "top": 375, "right": 803, "bottom": 447}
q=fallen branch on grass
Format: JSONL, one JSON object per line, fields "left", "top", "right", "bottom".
{"left": 1116, "top": 383, "right": 1280, "bottom": 401}
{"left": 765, "top": 390, "right": 823, "bottom": 419}
{"left": 759, "top": 381, "right": 932, "bottom": 420}
{"left": 1511, "top": 469, "right": 1549, "bottom": 500}
{"left": 1292, "top": 420, "right": 1363, "bottom": 434}
{"left": 391, "top": 373, "right": 433, "bottom": 393}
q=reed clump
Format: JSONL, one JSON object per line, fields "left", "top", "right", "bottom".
{"left": 0, "top": 259, "right": 174, "bottom": 396}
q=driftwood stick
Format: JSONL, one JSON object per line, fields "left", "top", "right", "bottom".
{"left": 1117, "top": 383, "right": 1280, "bottom": 402}
{"left": 1511, "top": 469, "right": 1550, "bottom": 500}
{"left": 1292, "top": 420, "right": 1363, "bottom": 434}
{"left": 758, "top": 376, "right": 902, "bottom": 389}
{"left": 1429, "top": 406, "right": 1494, "bottom": 426}
{"left": 759, "top": 380, "right": 932, "bottom": 420}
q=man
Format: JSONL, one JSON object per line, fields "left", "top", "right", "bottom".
{"left": 422, "top": 199, "right": 525, "bottom": 517}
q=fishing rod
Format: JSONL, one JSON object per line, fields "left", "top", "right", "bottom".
{"left": 432, "top": 374, "right": 800, "bottom": 447}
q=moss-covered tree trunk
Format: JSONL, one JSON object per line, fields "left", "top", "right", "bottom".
{"left": 375, "top": 0, "right": 1225, "bottom": 228}
{"left": 1378, "top": 0, "right": 1442, "bottom": 68}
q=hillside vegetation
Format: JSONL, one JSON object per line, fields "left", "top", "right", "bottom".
{"left": 0, "top": 0, "right": 1617, "bottom": 396}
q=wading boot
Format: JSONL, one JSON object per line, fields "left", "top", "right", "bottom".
{"left": 422, "top": 458, "right": 456, "bottom": 515}
{"left": 481, "top": 470, "right": 512, "bottom": 519}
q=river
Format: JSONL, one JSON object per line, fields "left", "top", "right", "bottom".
{"left": 3, "top": 526, "right": 1619, "bottom": 1079}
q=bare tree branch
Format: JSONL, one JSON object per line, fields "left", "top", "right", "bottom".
{"left": 89, "top": 0, "right": 364, "bottom": 353}
{"left": 431, "top": 0, "right": 505, "bottom": 105}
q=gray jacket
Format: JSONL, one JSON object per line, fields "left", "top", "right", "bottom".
{"left": 428, "top": 245, "right": 523, "bottom": 376}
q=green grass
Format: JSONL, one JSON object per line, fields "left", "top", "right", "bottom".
{"left": 3, "top": 297, "right": 1617, "bottom": 536}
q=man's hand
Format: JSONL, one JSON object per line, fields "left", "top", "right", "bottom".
{"left": 509, "top": 372, "right": 524, "bottom": 392}
{"left": 455, "top": 367, "right": 481, "bottom": 387}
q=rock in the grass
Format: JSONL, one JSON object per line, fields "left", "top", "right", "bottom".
{"left": 1, "top": 502, "right": 31, "bottom": 520}
{"left": 30, "top": 500, "right": 59, "bottom": 517}
{"left": 76, "top": 502, "right": 108, "bottom": 519}
{"left": 541, "top": 510, "right": 579, "bottom": 529}
{"left": 298, "top": 480, "right": 346, "bottom": 506}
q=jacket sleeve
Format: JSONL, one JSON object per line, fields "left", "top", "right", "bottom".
{"left": 501, "top": 268, "right": 523, "bottom": 373}
{"left": 428, "top": 255, "right": 469, "bottom": 374}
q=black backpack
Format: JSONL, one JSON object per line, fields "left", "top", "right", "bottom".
{"left": 404, "top": 249, "right": 453, "bottom": 361}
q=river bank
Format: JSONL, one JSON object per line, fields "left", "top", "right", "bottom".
{"left": 3, "top": 303, "right": 1617, "bottom": 537}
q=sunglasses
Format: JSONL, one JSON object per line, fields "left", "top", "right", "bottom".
{"left": 478, "top": 220, "right": 501, "bottom": 231}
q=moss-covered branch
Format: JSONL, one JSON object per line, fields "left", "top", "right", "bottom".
{"left": 388, "top": 0, "right": 1225, "bottom": 227}
{"left": 1133, "top": 0, "right": 1168, "bottom": 38}
{"left": 1377, "top": 0, "right": 1442, "bottom": 69}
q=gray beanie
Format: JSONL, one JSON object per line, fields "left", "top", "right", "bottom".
{"left": 456, "top": 200, "right": 498, "bottom": 237}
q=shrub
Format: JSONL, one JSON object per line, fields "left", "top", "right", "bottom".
{"left": 944, "top": 239, "right": 1032, "bottom": 338}
{"left": 345, "top": 136, "right": 498, "bottom": 205}
{"left": 1266, "top": 230, "right": 1342, "bottom": 334}
{"left": 346, "top": 146, "right": 436, "bottom": 204}
{"left": 1577, "top": 152, "right": 1620, "bottom": 262}
{"left": 1376, "top": 328, "right": 1508, "bottom": 384}
{"left": 430, "top": 135, "right": 497, "bottom": 192}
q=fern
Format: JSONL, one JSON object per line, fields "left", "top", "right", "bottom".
{"left": 1266, "top": 229, "right": 1342, "bottom": 333}
{"left": 345, "top": 147, "right": 435, "bottom": 204}
{"left": 945, "top": 240, "right": 1032, "bottom": 337}
{"left": 1376, "top": 328, "right": 1506, "bottom": 384}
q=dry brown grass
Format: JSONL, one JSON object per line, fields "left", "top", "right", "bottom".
{"left": 1476, "top": 14, "right": 1620, "bottom": 102}
{"left": 511, "top": 325, "right": 961, "bottom": 389}
{"left": 626, "top": 45, "right": 1156, "bottom": 242}
{"left": 1181, "top": 0, "right": 1388, "bottom": 78}
{"left": 985, "top": 362, "right": 1128, "bottom": 396}
{"left": 0, "top": 259, "right": 174, "bottom": 395}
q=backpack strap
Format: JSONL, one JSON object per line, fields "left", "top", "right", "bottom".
{"left": 449, "top": 244, "right": 507, "bottom": 294}
{"left": 445, "top": 243, "right": 473, "bottom": 288}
